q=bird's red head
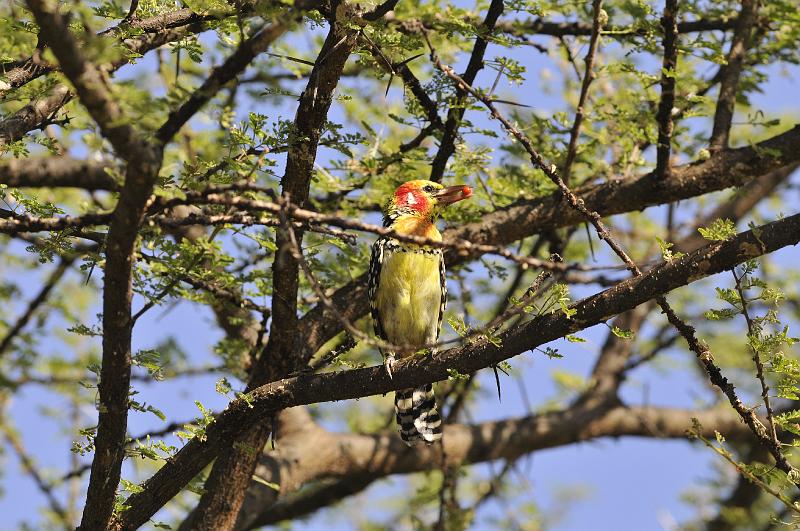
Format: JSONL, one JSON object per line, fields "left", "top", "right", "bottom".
{"left": 385, "top": 180, "right": 472, "bottom": 225}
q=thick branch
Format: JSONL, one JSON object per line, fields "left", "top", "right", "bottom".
{"left": 431, "top": 44, "right": 797, "bottom": 478}
{"left": 247, "top": 476, "right": 375, "bottom": 528}
{"left": 0, "top": 85, "right": 72, "bottom": 150}
{"left": 675, "top": 163, "right": 798, "bottom": 253}
{"left": 584, "top": 162, "right": 795, "bottom": 404}
{"left": 79, "top": 148, "right": 163, "bottom": 529}
{"left": 451, "top": 125, "right": 800, "bottom": 250}
{"left": 499, "top": 16, "right": 736, "bottom": 38}
{"left": 23, "top": 4, "right": 167, "bottom": 528}
{"left": 296, "top": 127, "right": 800, "bottom": 365}
{"left": 388, "top": 14, "right": 736, "bottom": 39}
{"left": 243, "top": 403, "right": 758, "bottom": 528}
{"left": 0, "top": 157, "right": 118, "bottom": 191}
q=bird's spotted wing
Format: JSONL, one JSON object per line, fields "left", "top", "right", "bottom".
{"left": 368, "top": 237, "right": 389, "bottom": 346}
{"left": 437, "top": 251, "right": 446, "bottom": 342}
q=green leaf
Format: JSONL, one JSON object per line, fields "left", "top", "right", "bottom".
{"left": 541, "top": 347, "right": 563, "bottom": 359}
{"left": 611, "top": 326, "right": 634, "bottom": 339}
{"left": 215, "top": 377, "right": 233, "bottom": 396}
{"left": 447, "top": 368, "right": 469, "bottom": 381}
{"left": 698, "top": 219, "right": 737, "bottom": 241}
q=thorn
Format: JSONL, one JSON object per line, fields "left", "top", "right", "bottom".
{"left": 384, "top": 73, "right": 393, "bottom": 98}
{"left": 492, "top": 364, "right": 502, "bottom": 403}
{"left": 584, "top": 222, "right": 596, "bottom": 262}
{"left": 396, "top": 53, "right": 424, "bottom": 67}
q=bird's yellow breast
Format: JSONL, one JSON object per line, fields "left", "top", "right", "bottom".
{"left": 374, "top": 244, "right": 442, "bottom": 351}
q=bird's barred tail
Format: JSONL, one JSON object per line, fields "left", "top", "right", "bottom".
{"left": 395, "top": 383, "right": 442, "bottom": 446}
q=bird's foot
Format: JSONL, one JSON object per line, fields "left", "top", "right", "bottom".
{"left": 384, "top": 355, "right": 397, "bottom": 379}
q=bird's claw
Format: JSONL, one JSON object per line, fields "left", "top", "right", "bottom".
{"left": 384, "top": 355, "right": 397, "bottom": 379}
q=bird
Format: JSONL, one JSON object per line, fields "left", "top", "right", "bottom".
{"left": 367, "top": 179, "right": 472, "bottom": 445}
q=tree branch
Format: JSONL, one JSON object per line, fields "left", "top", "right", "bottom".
{"left": 363, "top": 0, "right": 400, "bottom": 21}
{"left": 247, "top": 475, "right": 376, "bottom": 528}
{"left": 0, "top": 22, "right": 206, "bottom": 150}
{"left": 78, "top": 155, "right": 163, "bottom": 530}
{"left": 674, "top": 163, "right": 798, "bottom": 254}
{"left": 709, "top": 0, "right": 759, "bottom": 150}
{"left": 388, "top": 14, "right": 736, "bottom": 40}
{"left": 0, "top": 157, "right": 118, "bottom": 191}
{"left": 428, "top": 0, "right": 504, "bottom": 182}
{"left": 0, "top": 8, "right": 222, "bottom": 99}
{"left": 240, "top": 401, "right": 761, "bottom": 528}
{"left": 0, "top": 85, "right": 72, "bottom": 150}
{"left": 655, "top": 0, "right": 678, "bottom": 178}
{"left": 23, "top": 4, "right": 170, "bottom": 526}
{"left": 1, "top": 424, "right": 73, "bottom": 529}
{"left": 0, "top": 257, "right": 72, "bottom": 360}
{"left": 706, "top": 445, "right": 770, "bottom": 531}
{"left": 501, "top": 16, "right": 737, "bottom": 38}
{"left": 449, "top": 126, "right": 800, "bottom": 256}
{"left": 561, "top": 0, "right": 604, "bottom": 183}
{"left": 363, "top": 38, "right": 442, "bottom": 129}
{"left": 429, "top": 44, "right": 798, "bottom": 479}
{"left": 295, "top": 128, "right": 800, "bottom": 366}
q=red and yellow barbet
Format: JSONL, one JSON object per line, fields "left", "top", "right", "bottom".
{"left": 368, "top": 180, "right": 473, "bottom": 445}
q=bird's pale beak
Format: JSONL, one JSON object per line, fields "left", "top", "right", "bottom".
{"left": 435, "top": 185, "right": 473, "bottom": 205}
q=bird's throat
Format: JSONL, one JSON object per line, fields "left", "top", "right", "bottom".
{"left": 391, "top": 216, "right": 442, "bottom": 241}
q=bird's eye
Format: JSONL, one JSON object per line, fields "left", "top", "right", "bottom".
{"left": 423, "top": 185, "right": 435, "bottom": 193}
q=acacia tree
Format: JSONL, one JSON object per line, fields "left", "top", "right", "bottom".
{"left": 1, "top": 0, "right": 800, "bottom": 528}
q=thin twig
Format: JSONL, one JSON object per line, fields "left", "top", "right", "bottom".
{"left": 709, "top": 0, "right": 759, "bottom": 150}
{"left": 1, "top": 424, "right": 72, "bottom": 529}
{"left": 733, "top": 269, "right": 780, "bottom": 450}
{"left": 179, "top": 193, "right": 578, "bottom": 272}
{"left": 561, "top": 0, "right": 604, "bottom": 184}
{"left": 693, "top": 426, "right": 799, "bottom": 514}
{"left": 156, "top": 19, "right": 292, "bottom": 143}
{"left": 0, "top": 257, "right": 72, "bottom": 358}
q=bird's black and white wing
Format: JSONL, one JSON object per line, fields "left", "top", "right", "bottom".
{"left": 368, "top": 237, "right": 389, "bottom": 348}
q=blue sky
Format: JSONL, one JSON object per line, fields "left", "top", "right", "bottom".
{"left": 2, "top": 3, "right": 800, "bottom": 531}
